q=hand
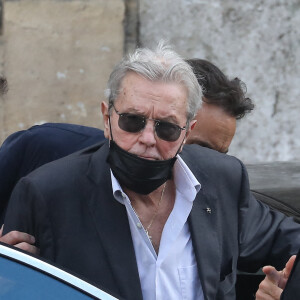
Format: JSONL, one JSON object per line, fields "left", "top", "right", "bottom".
{"left": 255, "top": 255, "right": 296, "bottom": 300}
{"left": 0, "top": 225, "right": 39, "bottom": 255}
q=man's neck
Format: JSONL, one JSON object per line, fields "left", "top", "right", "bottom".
{"left": 125, "top": 180, "right": 176, "bottom": 253}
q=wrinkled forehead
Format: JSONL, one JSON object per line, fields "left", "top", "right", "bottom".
{"left": 119, "top": 72, "right": 188, "bottom": 102}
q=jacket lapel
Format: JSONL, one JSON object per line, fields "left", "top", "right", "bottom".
{"left": 85, "top": 142, "right": 143, "bottom": 300}
{"left": 181, "top": 147, "right": 221, "bottom": 300}
{"left": 189, "top": 190, "right": 221, "bottom": 300}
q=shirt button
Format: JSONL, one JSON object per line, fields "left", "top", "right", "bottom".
{"left": 136, "top": 223, "right": 142, "bottom": 229}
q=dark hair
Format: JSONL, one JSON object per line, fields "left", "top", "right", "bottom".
{"left": 186, "top": 59, "right": 254, "bottom": 119}
{"left": 0, "top": 76, "right": 8, "bottom": 95}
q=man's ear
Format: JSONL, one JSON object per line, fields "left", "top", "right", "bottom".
{"left": 178, "top": 119, "right": 197, "bottom": 152}
{"left": 181, "top": 120, "right": 197, "bottom": 150}
{"left": 101, "top": 101, "right": 110, "bottom": 139}
{"left": 186, "top": 119, "right": 197, "bottom": 138}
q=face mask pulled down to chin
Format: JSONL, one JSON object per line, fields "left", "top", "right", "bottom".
{"left": 106, "top": 140, "right": 177, "bottom": 195}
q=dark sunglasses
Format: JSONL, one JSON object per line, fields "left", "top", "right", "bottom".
{"left": 111, "top": 104, "right": 187, "bottom": 142}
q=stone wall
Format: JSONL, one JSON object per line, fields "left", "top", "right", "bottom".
{"left": 0, "top": 0, "right": 124, "bottom": 142}
{"left": 139, "top": 0, "right": 300, "bottom": 163}
{"left": 0, "top": 0, "right": 299, "bottom": 163}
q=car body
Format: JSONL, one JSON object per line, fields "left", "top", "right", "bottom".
{"left": 247, "top": 161, "right": 300, "bottom": 222}
{"left": 0, "top": 242, "right": 119, "bottom": 300}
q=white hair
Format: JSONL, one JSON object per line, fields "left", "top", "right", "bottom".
{"left": 105, "top": 41, "right": 202, "bottom": 121}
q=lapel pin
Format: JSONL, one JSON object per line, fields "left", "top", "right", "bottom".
{"left": 206, "top": 207, "right": 212, "bottom": 214}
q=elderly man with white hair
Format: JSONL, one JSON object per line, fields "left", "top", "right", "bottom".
{"left": 3, "top": 43, "right": 300, "bottom": 300}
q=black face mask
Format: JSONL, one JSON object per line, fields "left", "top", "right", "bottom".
{"left": 106, "top": 140, "right": 177, "bottom": 195}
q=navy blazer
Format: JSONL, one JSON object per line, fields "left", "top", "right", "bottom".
{"left": 0, "top": 123, "right": 105, "bottom": 223}
{"left": 4, "top": 142, "right": 300, "bottom": 300}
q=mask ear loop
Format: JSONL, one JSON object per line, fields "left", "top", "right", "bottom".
{"left": 108, "top": 103, "right": 114, "bottom": 146}
{"left": 175, "top": 121, "right": 189, "bottom": 156}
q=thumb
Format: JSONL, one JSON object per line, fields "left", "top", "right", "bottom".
{"left": 285, "top": 255, "right": 297, "bottom": 278}
{"left": 262, "top": 266, "right": 281, "bottom": 286}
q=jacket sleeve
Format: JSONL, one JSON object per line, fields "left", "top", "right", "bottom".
{"left": 0, "top": 130, "right": 28, "bottom": 223}
{"left": 237, "top": 161, "right": 300, "bottom": 271}
{"left": 3, "top": 177, "right": 55, "bottom": 260}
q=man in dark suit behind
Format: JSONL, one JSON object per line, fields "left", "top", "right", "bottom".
{"left": 3, "top": 43, "right": 300, "bottom": 300}
{"left": 0, "top": 122, "right": 105, "bottom": 224}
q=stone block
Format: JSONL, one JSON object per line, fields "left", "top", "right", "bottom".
{"left": 139, "top": 0, "right": 300, "bottom": 162}
{"left": 0, "top": 0, "right": 124, "bottom": 142}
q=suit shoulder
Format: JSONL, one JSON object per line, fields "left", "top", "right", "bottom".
{"left": 181, "top": 144, "right": 243, "bottom": 175}
{"left": 26, "top": 141, "right": 106, "bottom": 183}
{"left": 1, "top": 123, "right": 103, "bottom": 151}
{"left": 33, "top": 123, "right": 104, "bottom": 138}
{"left": 3, "top": 123, "right": 105, "bottom": 161}
{"left": 182, "top": 144, "right": 241, "bottom": 163}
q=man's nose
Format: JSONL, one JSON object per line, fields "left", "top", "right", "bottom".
{"left": 138, "top": 119, "right": 157, "bottom": 146}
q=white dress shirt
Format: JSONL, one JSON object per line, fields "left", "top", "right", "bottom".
{"left": 111, "top": 156, "right": 204, "bottom": 300}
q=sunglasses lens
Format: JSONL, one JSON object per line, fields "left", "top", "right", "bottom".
{"left": 118, "top": 114, "right": 145, "bottom": 133}
{"left": 115, "top": 106, "right": 183, "bottom": 142}
{"left": 156, "top": 121, "right": 181, "bottom": 142}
